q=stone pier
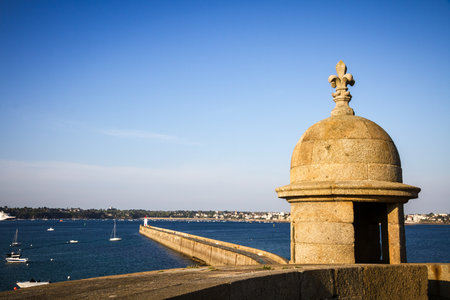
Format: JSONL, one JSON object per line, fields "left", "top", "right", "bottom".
{"left": 139, "top": 225, "right": 288, "bottom": 266}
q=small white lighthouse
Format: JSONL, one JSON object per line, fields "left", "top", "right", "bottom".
{"left": 144, "top": 216, "right": 148, "bottom": 227}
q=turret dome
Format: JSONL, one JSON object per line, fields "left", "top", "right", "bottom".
{"left": 290, "top": 114, "right": 402, "bottom": 184}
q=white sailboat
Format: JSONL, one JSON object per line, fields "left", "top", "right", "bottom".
{"left": 109, "top": 220, "right": 122, "bottom": 241}
{"left": 11, "top": 229, "right": 21, "bottom": 246}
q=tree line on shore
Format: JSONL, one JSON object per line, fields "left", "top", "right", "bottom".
{"left": 3, "top": 206, "right": 447, "bottom": 223}
{"left": 2, "top": 206, "right": 219, "bottom": 220}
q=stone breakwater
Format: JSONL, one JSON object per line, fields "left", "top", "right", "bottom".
{"left": 139, "top": 225, "right": 288, "bottom": 266}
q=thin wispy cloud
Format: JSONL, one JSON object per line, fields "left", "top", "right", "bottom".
{"left": 98, "top": 129, "right": 201, "bottom": 145}
{"left": 100, "top": 129, "right": 176, "bottom": 141}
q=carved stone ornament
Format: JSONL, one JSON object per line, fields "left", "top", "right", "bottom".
{"left": 328, "top": 60, "right": 355, "bottom": 116}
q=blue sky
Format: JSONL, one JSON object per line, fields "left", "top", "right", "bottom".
{"left": 0, "top": 0, "right": 449, "bottom": 213}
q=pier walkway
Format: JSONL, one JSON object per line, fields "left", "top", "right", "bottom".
{"left": 139, "top": 225, "right": 288, "bottom": 266}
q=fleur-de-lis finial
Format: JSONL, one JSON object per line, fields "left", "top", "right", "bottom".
{"left": 328, "top": 60, "right": 355, "bottom": 116}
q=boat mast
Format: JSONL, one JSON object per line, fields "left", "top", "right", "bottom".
{"left": 12, "top": 229, "right": 19, "bottom": 245}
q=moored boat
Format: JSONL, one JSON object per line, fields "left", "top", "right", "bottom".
{"left": 47, "top": 227, "right": 54, "bottom": 231}
{"left": 5, "top": 252, "right": 28, "bottom": 263}
{"left": 0, "top": 211, "right": 15, "bottom": 221}
{"left": 17, "top": 280, "right": 49, "bottom": 288}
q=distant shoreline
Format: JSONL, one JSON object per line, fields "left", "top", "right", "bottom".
{"left": 3, "top": 218, "right": 450, "bottom": 225}
{"left": 146, "top": 217, "right": 289, "bottom": 223}
{"left": 405, "top": 222, "right": 450, "bottom": 226}
{"left": 2, "top": 217, "right": 291, "bottom": 223}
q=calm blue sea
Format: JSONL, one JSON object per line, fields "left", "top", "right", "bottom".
{"left": 0, "top": 220, "right": 449, "bottom": 292}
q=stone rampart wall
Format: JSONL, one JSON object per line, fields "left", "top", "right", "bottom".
{"left": 1, "top": 264, "right": 433, "bottom": 299}
{"left": 424, "top": 263, "right": 450, "bottom": 299}
{"left": 139, "top": 225, "right": 288, "bottom": 266}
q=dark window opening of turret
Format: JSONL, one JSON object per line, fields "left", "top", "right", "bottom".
{"left": 353, "top": 202, "right": 389, "bottom": 264}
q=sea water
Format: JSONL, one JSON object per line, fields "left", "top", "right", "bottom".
{"left": 0, "top": 219, "right": 449, "bottom": 292}
{"left": 0, "top": 219, "right": 192, "bottom": 292}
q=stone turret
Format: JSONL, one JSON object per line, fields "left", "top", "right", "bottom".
{"left": 276, "top": 61, "right": 420, "bottom": 264}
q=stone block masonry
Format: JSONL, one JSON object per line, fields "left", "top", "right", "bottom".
{"left": 139, "top": 225, "right": 288, "bottom": 266}
{"left": 425, "top": 263, "right": 450, "bottom": 300}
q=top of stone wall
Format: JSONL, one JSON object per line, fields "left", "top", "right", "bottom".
{"left": 0, "top": 264, "right": 434, "bottom": 300}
